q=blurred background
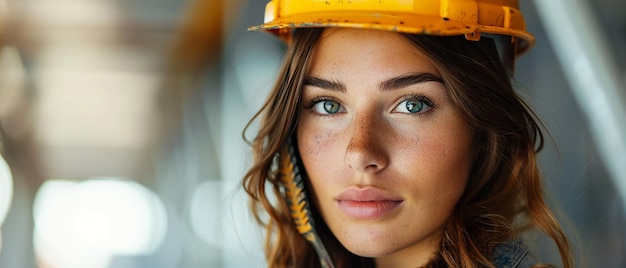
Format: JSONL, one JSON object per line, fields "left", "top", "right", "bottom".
{"left": 0, "top": 0, "right": 624, "bottom": 267}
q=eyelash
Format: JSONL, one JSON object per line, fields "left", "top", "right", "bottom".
{"left": 396, "top": 94, "right": 438, "bottom": 114}
{"left": 303, "top": 96, "right": 341, "bottom": 116}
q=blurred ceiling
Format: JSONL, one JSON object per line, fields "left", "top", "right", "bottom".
{"left": 5, "top": 0, "right": 189, "bottom": 181}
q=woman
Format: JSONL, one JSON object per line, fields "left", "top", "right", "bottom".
{"left": 243, "top": 1, "right": 573, "bottom": 267}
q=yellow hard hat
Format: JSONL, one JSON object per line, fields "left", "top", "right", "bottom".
{"left": 249, "top": 0, "right": 535, "bottom": 55}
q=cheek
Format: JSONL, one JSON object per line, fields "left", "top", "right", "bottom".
{"left": 297, "top": 128, "right": 345, "bottom": 211}
{"left": 299, "top": 132, "right": 325, "bottom": 162}
{"left": 399, "top": 123, "right": 472, "bottom": 198}
{"left": 429, "top": 136, "right": 472, "bottom": 202}
{"left": 297, "top": 128, "right": 342, "bottom": 175}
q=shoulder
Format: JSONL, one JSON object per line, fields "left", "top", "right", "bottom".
{"left": 491, "top": 240, "right": 543, "bottom": 268}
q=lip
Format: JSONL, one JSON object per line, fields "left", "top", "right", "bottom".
{"left": 336, "top": 187, "right": 403, "bottom": 220}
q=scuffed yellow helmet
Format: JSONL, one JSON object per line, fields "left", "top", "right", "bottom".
{"left": 249, "top": 0, "right": 535, "bottom": 55}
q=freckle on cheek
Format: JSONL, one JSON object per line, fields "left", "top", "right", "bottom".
{"left": 305, "top": 147, "right": 314, "bottom": 156}
{"left": 305, "top": 137, "right": 321, "bottom": 157}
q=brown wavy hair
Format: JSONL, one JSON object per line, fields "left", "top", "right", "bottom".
{"left": 243, "top": 28, "right": 572, "bottom": 268}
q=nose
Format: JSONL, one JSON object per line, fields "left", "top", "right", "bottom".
{"left": 344, "top": 114, "right": 389, "bottom": 173}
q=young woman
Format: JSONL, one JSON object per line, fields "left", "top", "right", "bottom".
{"left": 243, "top": 1, "right": 573, "bottom": 267}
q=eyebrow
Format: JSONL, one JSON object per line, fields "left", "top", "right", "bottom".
{"left": 303, "top": 73, "right": 443, "bottom": 92}
{"left": 379, "top": 73, "right": 443, "bottom": 91}
{"left": 303, "top": 77, "right": 346, "bottom": 92}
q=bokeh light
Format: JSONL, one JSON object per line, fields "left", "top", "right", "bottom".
{"left": 0, "top": 155, "right": 12, "bottom": 226}
{"left": 33, "top": 178, "right": 167, "bottom": 268}
{"left": 0, "top": 154, "right": 13, "bottom": 253}
{"left": 189, "top": 180, "right": 222, "bottom": 247}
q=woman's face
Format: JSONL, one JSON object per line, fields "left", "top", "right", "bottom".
{"left": 296, "top": 28, "right": 473, "bottom": 267}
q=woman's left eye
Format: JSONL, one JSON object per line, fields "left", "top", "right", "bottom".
{"left": 394, "top": 96, "right": 434, "bottom": 114}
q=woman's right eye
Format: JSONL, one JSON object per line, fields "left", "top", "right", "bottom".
{"left": 312, "top": 99, "right": 343, "bottom": 115}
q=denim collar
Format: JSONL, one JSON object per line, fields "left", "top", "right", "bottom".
{"left": 491, "top": 240, "right": 530, "bottom": 268}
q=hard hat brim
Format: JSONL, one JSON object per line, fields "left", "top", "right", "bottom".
{"left": 249, "top": 11, "right": 534, "bottom": 54}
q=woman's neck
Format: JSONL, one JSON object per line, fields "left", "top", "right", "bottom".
{"left": 373, "top": 231, "right": 441, "bottom": 268}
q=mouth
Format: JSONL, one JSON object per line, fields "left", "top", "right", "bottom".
{"left": 336, "top": 187, "right": 403, "bottom": 220}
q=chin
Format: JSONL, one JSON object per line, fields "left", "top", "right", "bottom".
{"left": 346, "top": 247, "right": 387, "bottom": 258}
{"left": 340, "top": 237, "right": 394, "bottom": 258}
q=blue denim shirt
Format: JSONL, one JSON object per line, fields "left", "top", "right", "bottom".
{"left": 491, "top": 240, "right": 537, "bottom": 268}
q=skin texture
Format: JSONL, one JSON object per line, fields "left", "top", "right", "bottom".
{"left": 296, "top": 28, "right": 474, "bottom": 267}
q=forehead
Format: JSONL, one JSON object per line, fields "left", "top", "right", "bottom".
{"left": 306, "top": 28, "right": 440, "bottom": 79}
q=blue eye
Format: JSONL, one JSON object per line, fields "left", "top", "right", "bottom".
{"left": 313, "top": 100, "right": 342, "bottom": 114}
{"left": 405, "top": 99, "right": 424, "bottom": 113}
{"left": 395, "top": 95, "right": 434, "bottom": 114}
